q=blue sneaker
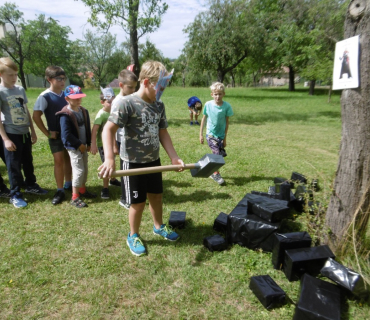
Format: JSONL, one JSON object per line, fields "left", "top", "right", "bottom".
{"left": 153, "top": 224, "right": 180, "bottom": 241}
{"left": 127, "top": 233, "right": 146, "bottom": 256}
{"left": 24, "top": 183, "right": 48, "bottom": 195}
{"left": 9, "top": 192, "right": 27, "bottom": 208}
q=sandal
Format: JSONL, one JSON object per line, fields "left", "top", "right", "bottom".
{"left": 70, "top": 197, "right": 88, "bottom": 208}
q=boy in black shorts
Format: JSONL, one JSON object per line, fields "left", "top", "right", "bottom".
{"left": 99, "top": 61, "right": 184, "bottom": 256}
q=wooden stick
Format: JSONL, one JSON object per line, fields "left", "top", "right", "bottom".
{"left": 98, "top": 163, "right": 198, "bottom": 178}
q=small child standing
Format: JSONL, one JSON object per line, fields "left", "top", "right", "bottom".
{"left": 199, "top": 82, "right": 233, "bottom": 185}
{"left": 32, "top": 65, "right": 73, "bottom": 205}
{"left": 56, "top": 85, "right": 96, "bottom": 208}
{"left": 90, "top": 87, "right": 121, "bottom": 199}
{"left": 0, "top": 57, "right": 48, "bottom": 208}
{"left": 114, "top": 69, "right": 138, "bottom": 209}
{"left": 98, "top": 61, "right": 184, "bottom": 256}
{"left": 187, "top": 96, "right": 202, "bottom": 125}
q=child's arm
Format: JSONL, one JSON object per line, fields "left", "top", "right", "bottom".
{"left": 159, "top": 129, "right": 184, "bottom": 170}
{"left": 223, "top": 117, "right": 230, "bottom": 147}
{"left": 26, "top": 106, "right": 37, "bottom": 144}
{"left": 0, "top": 120, "right": 16, "bottom": 151}
{"left": 98, "top": 121, "right": 119, "bottom": 178}
{"left": 90, "top": 124, "right": 100, "bottom": 155}
{"left": 188, "top": 106, "right": 197, "bottom": 115}
{"left": 199, "top": 115, "right": 207, "bottom": 144}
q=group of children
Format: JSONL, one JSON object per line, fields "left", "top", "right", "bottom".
{"left": 0, "top": 57, "right": 233, "bottom": 256}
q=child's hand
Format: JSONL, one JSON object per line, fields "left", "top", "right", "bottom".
{"left": 49, "top": 131, "right": 58, "bottom": 139}
{"left": 79, "top": 144, "right": 86, "bottom": 153}
{"left": 200, "top": 136, "right": 204, "bottom": 144}
{"left": 31, "top": 131, "right": 37, "bottom": 144}
{"left": 171, "top": 157, "right": 185, "bottom": 172}
{"left": 90, "top": 144, "right": 98, "bottom": 155}
{"left": 4, "top": 139, "right": 16, "bottom": 151}
{"left": 98, "top": 159, "right": 115, "bottom": 178}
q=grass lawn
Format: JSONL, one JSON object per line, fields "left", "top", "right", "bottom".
{"left": 1, "top": 85, "right": 369, "bottom": 319}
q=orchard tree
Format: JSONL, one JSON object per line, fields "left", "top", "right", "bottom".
{"left": 325, "top": 0, "right": 370, "bottom": 250}
{"left": 104, "top": 41, "right": 131, "bottom": 83}
{"left": 80, "top": 0, "right": 168, "bottom": 77}
{"left": 81, "top": 30, "right": 117, "bottom": 87}
{"left": 25, "top": 18, "right": 74, "bottom": 83}
{"left": 183, "top": 0, "right": 250, "bottom": 83}
{"left": 0, "top": 3, "right": 57, "bottom": 89}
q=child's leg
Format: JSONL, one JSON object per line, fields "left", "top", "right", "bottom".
{"left": 128, "top": 202, "right": 146, "bottom": 235}
{"left": 4, "top": 133, "right": 27, "bottom": 194}
{"left": 68, "top": 149, "right": 84, "bottom": 198}
{"left": 21, "top": 133, "right": 37, "bottom": 187}
{"left": 53, "top": 151, "right": 66, "bottom": 189}
{"left": 148, "top": 193, "right": 163, "bottom": 229}
{"left": 63, "top": 149, "right": 72, "bottom": 184}
{"left": 79, "top": 151, "right": 89, "bottom": 191}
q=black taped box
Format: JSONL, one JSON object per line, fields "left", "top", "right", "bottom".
{"left": 249, "top": 275, "right": 286, "bottom": 309}
{"left": 271, "top": 232, "right": 312, "bottom": 270}
{"left": 227, "top": 210, "right": 280, "bottom": 252}
{"left": 293, "top": 274, "right": 341, "bottom": 320}
{"left": 320, "top": 257, "right": 369, "bottom": 299}
{"left": 213, "top": 212, "right": 228, "bottom": 234}
{"left": 243, "top": 193, "right": 290, "bottom": 223}
{"left": 291, "top": 172, "right": 307, "bottom": 184}
{"left": 169, "top": 211, "right": 186, "bottom": 229}
{"left": 284, "top": 245, "right": 335, "bottom": 281}
{"left": 203, "top": 235, "right": 228, "bottom": 252}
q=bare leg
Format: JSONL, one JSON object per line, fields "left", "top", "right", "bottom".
{"left": 63, "top": 149, "right": 72, "bottom": 182}
{"left": 148, "top": 193, "right": 163, "bottom": 229}
{"left": 129, "top": 202, "right": 146, "bottom": 235}
{"left": 53, "top": 151, "right": 65, "bottom": 189}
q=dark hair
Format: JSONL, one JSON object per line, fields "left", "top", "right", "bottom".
{"left": 100, "top": 93, "right": 106, "bottom": 101}
{"left": 118, "top": 69, "right": 138, "bottom": 84}
{"left": 45, "top": 65, "right": 66, "bottom": 80}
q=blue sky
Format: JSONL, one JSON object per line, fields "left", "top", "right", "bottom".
{"left": 14, "top": 0, "right": 206, "bottom": 59}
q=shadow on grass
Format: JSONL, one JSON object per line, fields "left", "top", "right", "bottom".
{"left": 226, "top": 176, "right": 276, "bottom": 187}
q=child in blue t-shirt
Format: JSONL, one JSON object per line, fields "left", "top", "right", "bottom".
{"left": 199, "top": 82, "right": 233, "bottom": 185}
{"left": 187, "top": 96, "right": 202, "bottom": 125}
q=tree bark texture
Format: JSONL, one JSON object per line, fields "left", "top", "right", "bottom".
{"left": 325, "top": 0, "right": 370, "bottom": 244}
{"left": 309, "top": 80, "right": 316, "bottom": 95}
{"left": 288, "top": 65, "right": 295, "bottom": 91}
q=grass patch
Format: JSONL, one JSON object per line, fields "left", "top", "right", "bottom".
{"left": 1, "top": 86, "right": 369, "bottom": 319}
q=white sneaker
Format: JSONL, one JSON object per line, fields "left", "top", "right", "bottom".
{"left": 210, "top": 173, "right": 225, "bottom": 185}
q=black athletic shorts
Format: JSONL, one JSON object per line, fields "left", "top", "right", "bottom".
{"left": 121, "top": 158, "right": 163, "bottom": 204}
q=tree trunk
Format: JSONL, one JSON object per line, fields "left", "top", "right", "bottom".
{"left": 328, "top": 84, "right": 332, "bottom": 103}
{"left": 217, "top": 70, "right": 225, "bottom": 83}
{"left": 309, "top": 80, "right": 316, "bottom": 95}
{"left": 288, "top": 65, "right": 295, "bottom": 91}
{"left": 325, "top": 0, "right": 370, "bottom": 246}
{"left": 18, "top": 62, "right": 27, "bottom": 90}
{"left": 129, "top": 2, "right": 140, "bottom": 80}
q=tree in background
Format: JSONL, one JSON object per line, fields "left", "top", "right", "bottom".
{"left": 81, "top": 30, "right": 117, "bottom": 87}
{"left": 0, "top": 2, "right": 67, "bottom": 89}
{"left": 80, "top": 0, "right": 168, "bottom": 78}
{"left": 24, "top": 18, "right": 75, "bottom": 86}
{"left": 104, "top": 41, "right": 131, "bottom": 84}
{"left": 325, "top": 1, "right": 370, "bottom": 254}
{"left": 183, "top": 0, "right": 250, "bottom": 83}
{"left": 299, "top": 0, "right": 346, "bottom": 96}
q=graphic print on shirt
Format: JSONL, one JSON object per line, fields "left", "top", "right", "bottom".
{"left": 7, "top": 95, "right": 28, "bottom": 125}
{"left": 139, "top": 110, "right": 160, "bottom": 150}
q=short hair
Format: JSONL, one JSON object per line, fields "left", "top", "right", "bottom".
{"left": 0, "top": 57, "right": 18, "bottom": 72}
{"left": 45, "top": 65, "right": 66, "bottom": 80}
{"left": 118, "top": 69, "right": 138, "bottom": 84}
{"left": 138, "top": 60, "right": 167, "bottom": 83}
{"left": 210, "top": 82, "right": 225, "bottom": 92}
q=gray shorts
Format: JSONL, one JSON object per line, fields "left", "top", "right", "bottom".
{"left": 48, "top": 138, "right": 65, "bottom": 154}
{"left": 68, "top": 149, "right": 88, "bottom": 188}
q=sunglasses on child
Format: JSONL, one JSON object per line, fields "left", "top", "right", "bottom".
{"left": 53, "top": 77, "right": 67, "bottom": 82}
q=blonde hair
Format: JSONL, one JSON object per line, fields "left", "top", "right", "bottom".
{"left": 138, "top": 60, "right": 167, "bottom": 83}
{"left": 0, "top": 57, "right": 18, "bottom": 73}
{"left": 210, "top": 82, "right": 225, "bottom": 93}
